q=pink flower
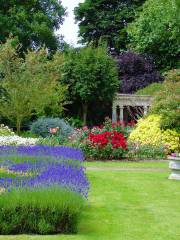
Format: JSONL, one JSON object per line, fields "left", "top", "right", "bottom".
{"left": 49, "top": 127, "right": 60, "bottom": 134}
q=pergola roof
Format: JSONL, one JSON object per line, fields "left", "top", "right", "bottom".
{"left": 113, "top": 94, "right": 153, "bottom": 108}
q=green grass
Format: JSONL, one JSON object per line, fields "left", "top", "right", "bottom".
{"left": 0, "top": 162, "right": 179, "bottom": 240}
{"left": 84, "top": 160, "right": 168, "bottom": 169}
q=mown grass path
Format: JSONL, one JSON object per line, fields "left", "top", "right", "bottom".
{"left": 0, "top": 161, "right": 180, "bottom": 240}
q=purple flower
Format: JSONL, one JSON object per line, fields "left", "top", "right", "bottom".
{"left": 0, "top": 146, "right": 89, "bottom": 199}
{"left": 0, "top": 146, "right": 84, "bottom": 162}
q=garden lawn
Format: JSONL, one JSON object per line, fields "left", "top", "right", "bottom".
{"left": 84, "top": 160, "right": 168, "bottom": 169}
{"left": 0, "top": 162, "right": 180, "bottom": 240}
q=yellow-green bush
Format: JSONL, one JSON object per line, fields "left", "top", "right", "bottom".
{"left": 129, "top": 115, "right": 180, "bottom": 151}
{"left": 0, "top": 124, "right": 14, "bottom": 136}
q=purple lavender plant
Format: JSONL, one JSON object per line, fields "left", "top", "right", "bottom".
{"left": 0, "top": 163, "right": 89, "bottom": 198}
{"left": 0, "top": 146, "right": 89, "bottom": 199}
{"left": 0, "top": 146, "right": 84, "bottom": 162}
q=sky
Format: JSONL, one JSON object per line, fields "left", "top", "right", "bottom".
{"left": 57, "top": 0, "right": 84, "bottom": 46}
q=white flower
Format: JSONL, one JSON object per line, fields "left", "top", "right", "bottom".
{"left": 0, "top": 136, "right": 38, "bottom": 146}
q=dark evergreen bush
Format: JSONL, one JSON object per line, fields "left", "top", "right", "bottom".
{"left": 30, "top": 117, "right": 74, "bottom": 138}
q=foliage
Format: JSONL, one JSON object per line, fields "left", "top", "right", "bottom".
{"left": 116, "top": 51, "right": 163, "bottom": 93}
{"left": 0, "top": 187, "right": 83, "bottom": 234}
{"left": 150, "top": 69, "right": 180, "bottom": 131}
{"left": 128, "top": 0, "right": 180, "bottom": 70}
{"left": 0, "top": 124, "right": 14, "bottom": 136}
{"left": 31, "top": 117, "right": 74, "bottom": 139}
{"left": 164, "top": 69, "right": 180, "bottom": 83}
{"left": 0, "top": 0, "right": 66, "bottom": 52}
{"left": 129, "top": 115, "right": 180, "bottom": 152}
{"left": 18, "top": 131, "right": 38, "bottom": 139}
{"left": 62, "top": 46, "right": 119, "bottom": 124}
{"left": 127, "top": 142, "right": 167, "bottom": 160}
{"left": 0, "top": 39, "right": 67, "bottom": 133}
{"left": 66, "top": 117, "right": 84, "bottom": 128}
{"left": 74, "top": 0, "right": 145, "bottom": 51}
{"left": 136, "top": 82, "right": 163, "bottom": 96}
{"left": 38, "top": 135, "right": 63, "bottom": 146}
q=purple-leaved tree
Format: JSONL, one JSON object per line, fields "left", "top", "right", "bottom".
{"left": 116, "top": 52, "right": 163, "bottom": 94}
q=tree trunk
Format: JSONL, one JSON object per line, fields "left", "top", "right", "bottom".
{"left": 16, "top": 118, "right": 21, "bottom": 135}
{"left": 82, "top": 102, "right": 88, "bottom": 126}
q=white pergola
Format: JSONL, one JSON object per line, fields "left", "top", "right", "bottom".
{"left": 112, "top": 94, "right": 153, "bottom": 122}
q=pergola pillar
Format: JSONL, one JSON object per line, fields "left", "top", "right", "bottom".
{"left": 144, "top": 106, "right": 148, "bottom": 115}
{"left": 112, "top": 105, "right": 117, "bottom": 123}
{"left": 119, "top": 106, "right": 124, "bottom": 121}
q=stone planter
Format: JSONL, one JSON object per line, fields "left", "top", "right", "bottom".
{"left": 169, "top": 155, "right": 180, "bottom": 180}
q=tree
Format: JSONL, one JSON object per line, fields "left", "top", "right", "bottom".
{"left": 116, "top": 52, "right": 163, "bottom": 93}
{"left": 151, "top": 69, "right": 180, "bottom": 132}
{"left": 0, "top": 39, "right": 67, "bottom": 133}
{"left": 62, "top": 46, "right": 119, "bottom": 125}
{"left": 0, "top": 0, "right": 66, "bottom": 52}
{"left": 128, "top": 0, "right": 180, "bottom": 70}
{"left": 74, "top": 0, "right": 145, "bottom": 52}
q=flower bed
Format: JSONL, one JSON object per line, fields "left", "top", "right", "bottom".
{"left": 81, "top": 131, "right": 128, "bottom": 159}
{"left": 66, "top": 119, "right": 133, "bottom": 160}
{"left": 0, "top": 146, "right": 89, "bottom": 234}
{"left": 0, "top": 135, "right": 38, "bottom": 146}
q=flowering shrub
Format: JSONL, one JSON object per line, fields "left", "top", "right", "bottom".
{"left": 0, "top": 146, "right": 89, "bottom": 234}
{"left": 129, "top": 115, "right": 180, "bottom": 152}
{"left": 64, "top": 118, "right": 134, "bottom": 159}
{"left": 82, "top": 131, "right": 127, "bottom": 159}
{"left": 0, "top": 124, "right": 15, "bottom": 136}
{"left": 88, "top": 131, "right": 127, "bottom": 149}
{"left": 0, "top": 135, "right": 38, "bottom": 146}
{"left": 64, "top": 118, "right": 135, "bottom": 160}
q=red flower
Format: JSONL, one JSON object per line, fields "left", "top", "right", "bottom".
{"left": 87, "top": 131, "right": 127, "bottom": 150}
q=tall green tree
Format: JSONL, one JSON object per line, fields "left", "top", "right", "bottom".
{"left": 0, "top": 39, "right": 67, "bottom": 133}
{"left": 74, "top": 0, "right": 145, "bottom": 52}
{"left": 151, "top": 69, "right": 180, "bottom": 131}
{"left": 62, "top": 46, "right": 119, "bottom": 125}
{"left": 128, "top": 0, "right": 180, "bottom": 70}
{"left": 0, "top": 0, "right": 66, "bottom": 52}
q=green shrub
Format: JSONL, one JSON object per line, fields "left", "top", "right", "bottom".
{"left": 127, "top": 143, "right": 167, "bottom": 160}
{"left": 18, "top": 131, "right": 38, "bottom": 138}
{"left": 136, "top": 82, "right": 163, "bottom": 96}
{"left": 0, "top": 187, "right": 84, "bottom": 234}
{"left": 30, "top": 117, "right": 74, "bottom": 138}
{"left": 0, "top": 124, "right": 14, "bottom": 136}
{"left": 66, "top": 117, "right": 83, "bottom": 128}
{"left": 151, "top": 69, "right": 180, "bottom": 131}
{"left": 38, "top": 135, "right": 62, "bottom": 146}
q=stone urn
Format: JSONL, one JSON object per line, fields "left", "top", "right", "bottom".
{"left": 169, "top": 154, "right": 180, "bottom": 180}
